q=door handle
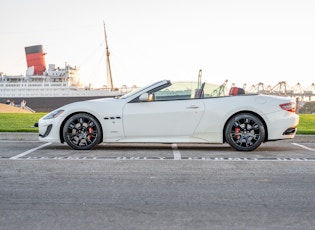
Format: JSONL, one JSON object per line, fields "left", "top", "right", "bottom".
{"left": 187, "top": 105, "right": 199, "bottom": 109}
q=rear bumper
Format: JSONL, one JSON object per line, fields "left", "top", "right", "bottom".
{"left": 266, "top": 113, "right": 299, "bottom": 140}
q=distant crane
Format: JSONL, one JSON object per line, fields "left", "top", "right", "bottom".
{"left": 210, "top": 80, "right": 228, "bottom": 96}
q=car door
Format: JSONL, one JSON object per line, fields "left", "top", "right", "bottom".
{"left": 122, "top": 99, "right": 205, "bottom": 139}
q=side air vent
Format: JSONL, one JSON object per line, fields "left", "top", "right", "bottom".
{"left": 104, "top": 116, "right": 121, "bottom": 120}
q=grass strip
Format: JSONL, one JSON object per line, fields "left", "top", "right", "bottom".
{"left": 0, "top": 113, "right": 46, "bottom": 132}
{"left": 0, "top": 113, "right": 314, "bottom": 134}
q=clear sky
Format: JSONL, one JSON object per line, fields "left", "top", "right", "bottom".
{"left": 1, "top": 0, "right": 315, "bottom": 89}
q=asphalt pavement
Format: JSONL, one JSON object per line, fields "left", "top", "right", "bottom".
{"left": 0, "top": 134, "right": 314, "bottom": 230}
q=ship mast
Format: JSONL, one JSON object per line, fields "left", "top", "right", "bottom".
{"left": 103, "top": 21, "right": 114, "bottom": 91}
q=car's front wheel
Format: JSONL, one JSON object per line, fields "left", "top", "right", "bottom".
{"left": 225, "top": 113, "right": 265, "bottom": 151}
{"left": 63, "top": 113, "right": 102, "bottom": 150}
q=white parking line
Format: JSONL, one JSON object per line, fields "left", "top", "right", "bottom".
{"left": 14, "top": 156, "right": 315, "bottom": 161}
{"left": 10, "top": 142, "right": 52, "bottom": 160}
{"left": 171, "top": 144, "right": 181, "bottom": 160}
{"left": 292, "top": 143, "right": 315, "bottom": 152}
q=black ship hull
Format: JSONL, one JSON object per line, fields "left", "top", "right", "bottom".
{"left": 1, "top": 96, "right": 116, "bottom": 112}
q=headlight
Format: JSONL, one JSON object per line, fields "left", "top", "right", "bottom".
{"left": 43, "top": 109, "right": 64, "bottom": 120}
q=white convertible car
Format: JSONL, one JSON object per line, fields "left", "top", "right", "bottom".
{"left": 37, "top": 80, "right": 299, "bottom": 151}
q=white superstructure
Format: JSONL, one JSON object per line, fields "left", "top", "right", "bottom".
{"left": 0, "top": 63, "right": 125, "bottom": 98}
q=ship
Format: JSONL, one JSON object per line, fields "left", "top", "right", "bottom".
{"left": 0, "top": 25, "right": 134, "bottom": 112}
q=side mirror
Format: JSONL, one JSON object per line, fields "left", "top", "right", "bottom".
{"left": 139, "top": 93, "right": 149, "bottom": 101}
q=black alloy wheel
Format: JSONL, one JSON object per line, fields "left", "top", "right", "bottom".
{"left": 63, "top": 113, "right": 102, "bottom": 150}
{"left": 225, "top": 113, "right": 265, "bottom": 151}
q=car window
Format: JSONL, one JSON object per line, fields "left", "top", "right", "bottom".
{"left": 152, "top": 82, "right": 226, "bottom": 101}
{"left": 152, "top": 82, "right": 198, "bottom": 101}
{"left": 129, "top": 81, "right": 226, "bottom": 103}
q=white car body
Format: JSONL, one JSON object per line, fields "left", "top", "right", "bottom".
{"left": 38, "top": 80, "right": 299, "bottom": 151}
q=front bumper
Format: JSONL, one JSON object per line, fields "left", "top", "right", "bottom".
{"left": 38, "top": 118, "right": 62, "bottom": 143}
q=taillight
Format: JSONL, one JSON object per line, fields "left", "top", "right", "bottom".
{"left": 280, "top": 102, "right": 296, "bottom": 113}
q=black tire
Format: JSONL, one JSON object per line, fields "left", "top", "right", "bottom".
{"left": 225, "top": 113, "right": 265, "bottom": 151}
{"left": 63, "top": 113, "right": 102, "bottom": 150}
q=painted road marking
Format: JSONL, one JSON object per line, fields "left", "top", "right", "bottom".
{"left": 292, "top": 143, "right": 315, "bottom": 152}
{"left": 171, "top": 143, "right": 181, "bottom": 160}
{"left": 9, "top": 142, "right": 52, "bottom": 160}
{"left": 2, "top": 156, "right": 314, "bottom": 161}
{"left": 2, "top": 142, "right": 315, "bottom": 161}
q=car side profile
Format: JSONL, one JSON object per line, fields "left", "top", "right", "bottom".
{"left": 37, "top": 80, "right": 299, "bottom": 151}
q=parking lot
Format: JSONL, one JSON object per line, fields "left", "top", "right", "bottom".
{"left": 1, "top": 137, "right": 315, "bottom": 230}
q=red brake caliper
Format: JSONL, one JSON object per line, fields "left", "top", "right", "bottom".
{"left": 235, "top": 128, "right": 240, "bottom": 139}
{"left": 88, "top": 127, "right": 93, "bottom": 139}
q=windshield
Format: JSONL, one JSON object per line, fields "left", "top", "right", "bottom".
{"left": 119, "top": 80, "right": 167, "bottom": 99}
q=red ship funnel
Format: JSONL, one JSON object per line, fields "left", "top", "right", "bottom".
{"left": 25, "top": 45, "right": 46, "bottom": 75}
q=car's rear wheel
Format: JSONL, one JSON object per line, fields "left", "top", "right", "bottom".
{"left": 225, "top": 113, "right": 265, "bottom": 151}
{"left": 63, "top": 113, "right": 102, "bottom": 150}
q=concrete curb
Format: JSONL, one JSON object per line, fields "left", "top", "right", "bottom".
{"left": 0, "top": 132, "right": 39, "bottom": 141}
{"left": 0, "top": 132, "right": 314, "bottom": 142}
